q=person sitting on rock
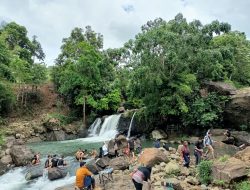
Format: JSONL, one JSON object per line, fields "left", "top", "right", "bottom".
{"left": 75, "top": 148, "right": 84, "bottom": 161}
{"left": 75, "top": 162, "right": 95, "bottom": 190}
{"left": 153, "top": 139, "right": 160, "bottom": 148}
{"left": 181, "top": 141, "right": 190, "bottom": 168}
{"left": 31, "top": 154, "right": 39, "bottom": 165}
{"left": 57, "top": 155, "right": 67, "bottom": 167}
{"left": 162, "top": 142, "right": 169, "bottom": 151}
{"left": 131, "top": 166, "right": 152, "bottom": 190}
{"left": 194, "top": 138, "right": 203, "bottom": 165}
{"left": 222, "top": 129, "right": 235, "bottom": 145}
{"left": 45, "top": 155, "right": 52, "bottom": 168}
{"left": 51, "top": 154, "right": 59, "bottom": 168}
{"left": 90, "top": 149, "right": 98, "bottom": 159}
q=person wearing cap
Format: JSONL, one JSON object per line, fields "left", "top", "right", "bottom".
{"left": 75, "top": 162, "right": 95, "bottom": 190}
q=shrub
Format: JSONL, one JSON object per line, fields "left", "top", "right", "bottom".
{"left": 235, "top": 181, "right": 250, "bottom": 190}
{"left": 218, "top": 155, "right": 230, "bottom": 162}
{"left": 0, "top": 82, "right": 15, "bottom": 114}
{"left": 0, "top": 132, "right": 5, "bottom": 146}
{"left": 46, "top": 113, "right": 75, "bottom": 125}
{"left": 197, "top": 160, "right": 213, "bottom": 185}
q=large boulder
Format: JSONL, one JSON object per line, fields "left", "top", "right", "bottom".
{"left": 25, "top": 165, "right": 43, "bottom": 180}
{"left": 212, "top": 157, "right": 247, "bottom": 182}
{"left": 48, "top": 167, "right": 68, "bottom": 180}
{"left": 95, "top": 157, "right": 110, "bottom": 168}
{"left": 10, "top": 145, "right": 33, "bottom": 166}
{"left": 212, "top": 141, "right": 238, "bottom": 158}
{"left": 151, "top": 129, "right": 168, "bottom": 140}
{"left": 109, "top": 157, "right": 129, "bottom": 170}
{"left": 0, "top": 155, "right": 13, "bottom": 165}
{"left": 231, "top": 131, "right": 250, "bottom": 146}
{"left": 224, "top": 87, "right": 250, "bottom": 130}
{"left": 0, "top": 161, "right": 9, "bottom": 175}
{"left": 139, "top": 148, "right": 169, "bottom": 167}
{"left": 234, "top": 146, "right": 250, "bottom": 166}
{"left": 46, "top": 130, "right": 66, "bottom": 141}
{"left": 85, "top": 159, "right": 101, "bottom": 174}
{"left": 115, "top": 135, "right": 128, "bottom": 149}
{"left": 43, "top": 117, "right": 61, "bottom": 131}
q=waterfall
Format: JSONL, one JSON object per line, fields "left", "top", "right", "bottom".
{"left": 88, "top": 118, "right": 102, "bottom": 137}
{"left": 127, "top": 112, "right": 136, "bottom": 138}
{"left": 98, "top": 114, "right": 121, "bottom": 139}
{"left": 88, "top": 114, "right": 121, "bottom": 139}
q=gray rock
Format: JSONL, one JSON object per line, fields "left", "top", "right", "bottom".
{"left": 0, "top": 155, "right": 13, "bottom": 164}
{"left": 109, "top": 157, "right": 129, "bottom": 170}
{"left": 25, "top": 165, "right": 43, "bottom": 180}
{"left": 10, "top": 145, "right": 33, "bottom": 166}
{"left": 48, "top": 167, "right": 68, "bottom": 180}
{"left": 95, "top": 157, "right": 110, "bottom": 168}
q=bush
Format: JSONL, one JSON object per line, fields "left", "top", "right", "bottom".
{"left": 197, "top": 160, "right": 213, "bottom": 185}
{"left": 0, "top": 132, "right": 5, "bottom": 146}
{"left": 0, "top": 82, "right": 15, "bottom": 114}
{"left": 235, "top": 181, "right": 250, "bottom": 190}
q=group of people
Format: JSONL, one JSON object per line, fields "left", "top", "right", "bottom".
{"left": 44, "top": 154, "right": 67, "bottom": 168}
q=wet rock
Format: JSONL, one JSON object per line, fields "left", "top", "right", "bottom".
{"left": 10, "top": 145, "right": 33, "bottom": 166}
{"left": 46, "top": 130, "right": 66, "bottom": 141}
{"left": 48, "top": 167, "right": 68, "bottom": 180}
{"left": 0, "top": 161, "right": 9, "bottom": 175}
{"left": 25, "top": 165, "right": 43, "bottom": 180}
{"left": 151, "top": 129, "right": 168, "bottom": 140}
{"left": 212, "top": 157, "right": 247, "bottom": 182}
{"left": 109, "top": 157, "right": 129, "bottom": 170}
{"left": 139, "top": 148, "right": 169, "bottom": 167}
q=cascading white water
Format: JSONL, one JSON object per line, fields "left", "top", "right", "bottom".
{"left": 127, "top": 112, "right": 136, "bottom": 138}
{"left": 98, "top": 114, "right": 121, "bottom": 139}
{"left": 88, "top": 118, "right": 102, "bottom": 137}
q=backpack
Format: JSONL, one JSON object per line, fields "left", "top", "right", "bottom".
{"left": 84, "top": 176, "right": 92, "bottom": 188}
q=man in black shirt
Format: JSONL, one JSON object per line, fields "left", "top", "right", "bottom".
{"left": 51, "top": 154, "right": 59, "bottom": 168}
{"left": 194, "top": 138, "right": 203, "bottom": 165}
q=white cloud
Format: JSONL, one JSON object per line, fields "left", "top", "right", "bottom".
{"left": 0, "top": 0, "right": 249, "bottom": 65}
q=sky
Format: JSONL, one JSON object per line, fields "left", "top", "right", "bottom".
{"left": 0, "top": 0, "right": 249, "bottom": 66}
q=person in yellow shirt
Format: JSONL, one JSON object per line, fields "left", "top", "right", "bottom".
{"left": 75, "top": 162, "right": 95, "bottom": 190}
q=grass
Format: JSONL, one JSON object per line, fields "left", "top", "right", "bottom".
{"left": 234, "top": 181, "right": 250, "bottom": 190}
{"left": 218, "top": 154, "right": 230, "bottom": 162}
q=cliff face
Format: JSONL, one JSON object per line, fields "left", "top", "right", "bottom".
{"left": 224, "top": 87, "right": 250, "bottom": 130}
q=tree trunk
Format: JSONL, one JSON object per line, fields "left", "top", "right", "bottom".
{"left": 82, "top": 96, "right": 86, "bottom": 129}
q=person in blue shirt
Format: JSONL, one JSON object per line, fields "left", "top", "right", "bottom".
{"left": 153, "top": 139, "right": 160, "bottom": 148}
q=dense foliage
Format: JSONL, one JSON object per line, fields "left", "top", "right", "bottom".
{"left": 197, "top": 160, "right": 213, "bottom": 185}
{"left": 51, "top": 14, "right": 250, "bottom": 128}
{"left": 0, "top": 22, "right": 47, "bottom": 114}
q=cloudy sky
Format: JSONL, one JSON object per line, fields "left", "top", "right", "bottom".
{"left": 0, "top": 0, "right": 249, "bottom": 65}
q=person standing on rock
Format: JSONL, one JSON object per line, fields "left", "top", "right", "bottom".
{"left": 128, "top": 138, "right": 135, "bottom": 158}
{"left": 45, "top": 155, "right": 52, "bottom": 168}
{"left": 135, "top": 137, "right": 142, "bottom": 154}
{"left": 181, "top": 141, "right": 190, "bottom": 167}
{"left": 153, "top": 139, "right": 160, "bottom": 148}
{"left": 194, "top": 138, "right": 203, "bottom": 165}
{"left": 102, "top": 142, "right": 108, "bottom": 157}
{"left": 204, "top": 130, "right": 215, "bottom": 159}
{"left": 131, "top": 166, "right": 152, "bottom": 190}
{"left": 75, "top": 162, "right": 95, "bottom": 190}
